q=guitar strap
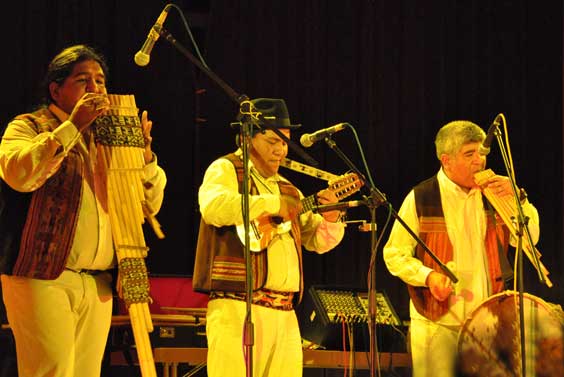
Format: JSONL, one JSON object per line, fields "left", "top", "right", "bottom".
{"left": 280, "top": 158, "right": 337, "bottom": 181}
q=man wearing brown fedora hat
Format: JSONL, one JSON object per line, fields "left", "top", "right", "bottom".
{"left": 193, "top": 98, "right": 346, "bottom": 376}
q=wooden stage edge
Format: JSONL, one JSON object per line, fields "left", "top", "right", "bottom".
{"left": 113, "top": 347, "right": 411, "bottom": 376}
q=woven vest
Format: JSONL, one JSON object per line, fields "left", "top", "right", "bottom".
{"left": 192, "top": 153, "right": 304, "bottom": 301}
{"left": 408, "top": 176, "right": 509, "bottom": 320}
{"left": 0, "top": 107, "right": 83, "bottom": 279}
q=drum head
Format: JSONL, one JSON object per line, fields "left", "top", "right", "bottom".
{"left": 457, "top": 291, "right": 564, "bottom": 377}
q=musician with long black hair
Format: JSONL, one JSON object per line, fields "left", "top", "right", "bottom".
{"left": 0, "top": 44, "right": 167, "bottom": 377}
{"left": 383, "top": 120, "right": 540, "bottom": 377}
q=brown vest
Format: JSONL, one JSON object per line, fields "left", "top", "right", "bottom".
{"left": 192, "top": 153, "right": 304, "bottom": 300}
{"left": 2, "top": 107, "right": 83, "bottom": 279}
{"left": 408, "top": 176, "right": 510, "bottom": 320}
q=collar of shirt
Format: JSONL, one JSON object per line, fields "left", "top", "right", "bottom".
{"left": 437, "top": 167, "right": 481, "bottom": 200}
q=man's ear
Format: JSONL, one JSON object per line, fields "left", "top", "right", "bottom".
{"left": 49, "top": 82, "right": 59, "bottom": 102}
{"left": 439, "top": 153, "right": 449, "bottom": 169}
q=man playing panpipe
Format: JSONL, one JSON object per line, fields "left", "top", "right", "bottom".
{"left": 0, "top": 44, "right": 166, "bottom": 377}
{"left": 383, "top": 120, "right": 540, "bottom": 377}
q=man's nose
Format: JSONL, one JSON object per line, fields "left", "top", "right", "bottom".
{"left": 474, "top": 154, "right": 486, "bottom": 165}
{"left": 86, "top": 79, "right": 104, "bottom": 93}
{"left": 274, "top": 147, "right": 288, "bottom": 158}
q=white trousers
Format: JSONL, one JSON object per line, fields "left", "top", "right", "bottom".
{"left": 206, "top": 298, "right": 303, "bottom": 377}
{"left": 1, "top": 270, "right": 113, "bottom": 377}
{"left": 410, "top": 317, "right": 459, "bottom": 377}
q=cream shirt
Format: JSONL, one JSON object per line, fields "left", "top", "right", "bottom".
{"left": 0, "top": 104, "right": 167, "bottom": 272}
{"left": 383, "top": 168, "right": 540, "bottom": 326}
{"left": 198, "top": 150, "right": 345, "bottom": 292}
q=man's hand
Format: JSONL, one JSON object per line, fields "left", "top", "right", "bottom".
{"left": 140, "top": 110, "right": 154, "bottom": 163}
{"left": 426, "top": 271, "right": 453, "bottom": 301}
{"left": 69, "top": 93, "right": 109, "bottom": 131}
{"left": 317, "top": 189, "right": 343, "bottom": 222}
{"left": 483, "top": 174, "right": 513, "bottom": 197}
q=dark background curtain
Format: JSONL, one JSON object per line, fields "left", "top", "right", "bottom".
{"left": 1, "top": 0, "right": 562, "bottom": 321}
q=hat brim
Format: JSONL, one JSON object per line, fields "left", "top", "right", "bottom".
{"left": 285, "top": 123, "right": 302, "bottom": 129}
{"left": 260, "top": 119, "right": 301, "bottom": 129}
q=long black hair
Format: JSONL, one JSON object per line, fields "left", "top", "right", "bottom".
{"left": 41, "top": 44, "right": 109, "bottom": 105}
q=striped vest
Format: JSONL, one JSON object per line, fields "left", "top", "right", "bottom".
{"left": 408, "top": 176, "right": 510, "bottom": 320}
{"left": 192, "top": 153, "right": 304, "bottom": 301}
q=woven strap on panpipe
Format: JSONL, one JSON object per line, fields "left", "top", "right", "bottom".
{"left": 94, "top": 94, "right": 157, "bottom": 377}
{"left": 94, "top": 94, "right": 164, "bottom": 239}
{"left": 474, "top": 169, "right": 552, "bottom": 287}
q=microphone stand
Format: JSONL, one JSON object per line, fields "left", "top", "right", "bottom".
{"left": 157, "top": 25, "right": 257, "bottom": 376}
{"left": 156, "top": 26, "right": 319, "bottom": 167}
{"left": 323, "top": 137, "right": 458, "bottom": 377}
{"left": 489, "top": 122, "right": 547, "bottom": 377}
{"left": 154, "top": 26, "right": 321, "bottom": 377}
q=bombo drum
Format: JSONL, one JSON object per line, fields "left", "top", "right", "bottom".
{"left": 457, "top": 291, "right": 564, "bottom": 376}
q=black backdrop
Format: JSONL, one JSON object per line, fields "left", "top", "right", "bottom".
{"left": 1, "top": 0, "right": 562, "bottom": 320}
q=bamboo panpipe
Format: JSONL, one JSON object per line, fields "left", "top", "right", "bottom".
{"left": 94, "top": 94, "right": 157, "bottom": 377}
{"left": 474, "top": 169, "right": 551, "bottom": 287}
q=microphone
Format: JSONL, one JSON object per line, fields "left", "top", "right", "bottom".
{"left": 314, "top": 200, "right": 365, "bottom": 213}
{"left": 479, "top": 114, "right": 502, "bottom": 156}
{"left": 299, "top": 123, "right": 349, "bottom": 148}
{"left": 134, "top": 5, "right": 171, "bottom": 67}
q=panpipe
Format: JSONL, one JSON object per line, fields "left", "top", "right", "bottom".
{"left": 474, "top": 169, "right": 552, "bottom": 287}
{"left": 94, "top": 94, "right": 161, "bottom": 377}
